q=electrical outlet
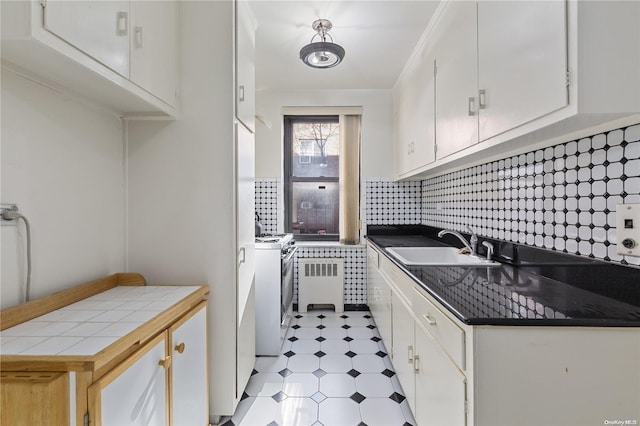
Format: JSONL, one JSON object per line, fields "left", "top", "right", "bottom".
{"left": 616, "top": 204, "right": 640, "bottom": 257}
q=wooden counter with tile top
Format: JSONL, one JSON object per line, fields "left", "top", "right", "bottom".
{"left": 0, "top": 273, "right": 209, "bottom": 426}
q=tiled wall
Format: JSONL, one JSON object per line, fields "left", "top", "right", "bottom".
{"left": 255, "top": 178, "right": 279, "bottom": 235}
{"left": 364, "top": 180, "right": 421, "bottom": 225}
{"left": 421, "top": 124, "right": 640, "bottom": 266}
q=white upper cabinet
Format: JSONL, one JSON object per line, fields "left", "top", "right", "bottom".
{"left": 477, "top": 1, "right": 568, "bottom": 142}
{"left": 394, "top": 34, "right": 436, "bottom": 178}
{"left": 1, "top": 0, "right": 178, "bottom": 118}
{"left": 235, "top": 0, "right": 256, "bottom": 133}
{"left": 129, "top": 1, "right": 178, "bottom": 107}
{"left": 394, "top": 0, "right": 640, "bottom": 179}
{"left": 433, "top": 1, "right": 479, "bottom": 160}
{"left": 43, "top": 1, "right": 130, "bottom": 77}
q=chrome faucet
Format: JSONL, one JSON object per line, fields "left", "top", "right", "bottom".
{"left": 437, "top": 226, "right": 478, "bottom": 256}
{"left": 482, "top": 241, "right": 494, "bottom": 261}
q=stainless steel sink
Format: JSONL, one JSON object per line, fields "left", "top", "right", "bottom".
{"left": 385, "top": 247, "right": 500, "bottom": 266}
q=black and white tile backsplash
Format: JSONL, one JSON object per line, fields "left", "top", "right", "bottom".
{"left": 255, "top": 178, "right": 279, "bottom": 235}
{"left": 364, "top": 180, "right": 421, "bottom": 225}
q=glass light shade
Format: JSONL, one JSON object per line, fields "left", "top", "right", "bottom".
{"left": 299, "top": 42, "right": 345, "bottom": 69}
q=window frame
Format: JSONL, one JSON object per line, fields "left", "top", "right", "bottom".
{"left": 284, "top": 115, "right": 340, "bottom": 241}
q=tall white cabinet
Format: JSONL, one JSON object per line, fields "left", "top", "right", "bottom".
{"left": 126, "top": 0, "right": 258, "bottom": 422}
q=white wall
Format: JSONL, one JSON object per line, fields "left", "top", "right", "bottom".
{"left": 1, "top": 70, "right": 125, "bottom": 309}
{"left": 255, "top": 89, "right": 395, "bottom": 179}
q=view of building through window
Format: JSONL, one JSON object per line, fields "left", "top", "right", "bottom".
{"left": 285, "top": 116, "right": 340, "bottom": 239}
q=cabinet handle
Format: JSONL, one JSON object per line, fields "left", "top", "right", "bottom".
{"left": 408, "top": 345, "right": 414, "bottom": 363}
{"left": 239, "top": 85, "right": 245, "bottom": 102}
{"left": 413, "top": 354, "right": 420, "bottom": 373}
{"left": 174, "top": 342, "right": 186, "bottom": 354}
{"left": 158, "top": 355, "right": 172, "bottom": 370}
{"left": 239, "top": 247, "right": 246, "bottom": 264}
{"left": 478, "top": 89, "right": 486, "bottom": 109}
{"left": 423, "top": 314, "right": 437, "bottom": 326}
{"left": 116, "top": 12, "right": 128, "bottom": 36}
{"left": 134, "top": 26, "right": 143, "bottom": 48}
{"left": 468, "top": 97, "right": 476, "bottom": 116}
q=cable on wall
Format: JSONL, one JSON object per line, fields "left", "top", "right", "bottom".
{"left": 1, "top": 206, "right": 33, "bottom": 302}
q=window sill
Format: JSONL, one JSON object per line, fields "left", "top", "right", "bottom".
{"left": 294, "top": 241, "right": 366, "bottom": 248}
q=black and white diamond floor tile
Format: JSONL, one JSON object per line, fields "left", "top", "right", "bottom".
{"left": 223, "top": 309, "right": 416, "bottom": 426}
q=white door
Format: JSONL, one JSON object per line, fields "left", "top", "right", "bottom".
{"left": 478, "top": 1, "right": 568, "bottom": 141}
{"left": 43, "top": 1, "right": 130, "bottom": 76}
{"left": 406, "top": 47, "right": 436, "bottom": 171}
{"left": 391, "top": 293, "right": 416, "bottom": 412}
{"left": 236, "top": 122, "right": 256, "bottom": 398}
{"left": 434, "top": 1, "right": 479, "bottom": 159}
{"left": 414, "top": 325, "right": 466, "bottom": 426}
{"left": 90, "top": 333, "right": 168, "bottom": 426}
{"left": 129, "top": 0, "right": 178, "bottom": 106}
{"left": 171, "top": 303, "right": 208, "bottom": 426}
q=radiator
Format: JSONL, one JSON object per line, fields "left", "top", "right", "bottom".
{"left": 298, "top": 258, "right": 344, "bottom": 313}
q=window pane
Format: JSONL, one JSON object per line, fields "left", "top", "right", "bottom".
{"left": 292, "top": 121, "right": 340, "bottom": 178}
{"left": 291, "top": 182, "right": 339, "bottom": 236}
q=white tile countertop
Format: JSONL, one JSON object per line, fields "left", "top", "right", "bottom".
{"left": 0, "top": 286, "right": 202, "bottom": 357}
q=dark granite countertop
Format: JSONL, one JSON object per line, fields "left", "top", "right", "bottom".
{"left": 367, "top": 225, "right": 640, "bottom": 327}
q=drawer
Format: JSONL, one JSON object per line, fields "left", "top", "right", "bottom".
{"left": 380, "top": 255, "right": 414, "bottom": 306}
{"left": 412, "top": 286, "right": 465, "bottom": 371}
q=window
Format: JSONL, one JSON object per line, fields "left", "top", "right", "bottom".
{"left": 284, "top": 115, "right": 340, "bottom": 240}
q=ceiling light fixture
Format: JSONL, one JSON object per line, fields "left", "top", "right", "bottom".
{"left": 299, "top": 19, "right": 345, "bottom": 69}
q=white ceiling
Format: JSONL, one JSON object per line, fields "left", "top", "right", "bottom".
{"left": 249, "top": 1, "right": 440, "bottom": 91}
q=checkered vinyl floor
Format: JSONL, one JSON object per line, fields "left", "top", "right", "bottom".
{"left": 222, "top": 309, "right": 415, "bottom": 426}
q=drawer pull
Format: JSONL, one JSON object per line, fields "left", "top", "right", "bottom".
{"left": 408, "top": 345, "right": 414, "bottom": 363}
{"left": 413, "top": 354, "right": 420, "bottom": 373}
{"left": 158, "top": 356, "right": 172, "bottom": 370}
{"left": 423, "top": 314, "right": 437, "bottom": 326}
{"left": 175, "top": 342, "right": 186, "bottom": 354}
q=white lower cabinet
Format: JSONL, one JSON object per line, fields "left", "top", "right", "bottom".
{"left": 414, "top": 323, "right": 466, "bottom": 426}
{"left": 88, "top": 301, "right": 209, "bottom": 426}
{"left": 90, "top": 333, "right": 169, "bottom": 426}
{"left": 170, "top": 303, "right": 208, "bottom": 426}
{"left": 367, "top": 245, "right": 392, "bottom": 346}
{"left": 391, "top": 293, "right": 416, "bottom": 413}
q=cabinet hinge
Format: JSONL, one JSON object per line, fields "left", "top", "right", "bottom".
{"left": 434, "top": 144, "right": 438, "bottom": 154}
{"left": 40, "top": 0, "right": 46, "bottom": 8}
{"left": 565, "top": 70, "right": 571, "bottom": 87}
{"left": 83, "top": 413, "right": 89, "bottom": 426}
{"left": 433, "top": 61, "right": 437, "bottom": 77}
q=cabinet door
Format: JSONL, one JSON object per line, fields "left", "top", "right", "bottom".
{"left": 367, "top": 246, "right": 392, "bottom": 348}
{"left": 391, "top": 293, "right": 416, "bottom": 413}
{"left": 130, "top": 0, "right": 178, "bottom": 106}
{"left": 434, "top": 1, "right": 478, "bottom": 159}
{"left": 43, "top": 1, "right": 130, "bottom": 76}
{"left": 236, "top": 123, "right": 256, "bottom": 399}
{"left": 394, "top": 85, "right": 411, "bottom": 176}
{"left": 89, "top": 333, "right": 168, "bottom": 426}
{"left": 171, "top": 303, "right": 208, "bottom": 426}
{"left": 414, "top": 325, "right": 466, "bottom": 426}
{"left": 394, "top": 44, "right": 436, "bottom": 178}
{"left": 478, "top": 1, "right": 568, "bottom": 141}
{"left": 235, "top": 0, "right": 256, "bottom": 133}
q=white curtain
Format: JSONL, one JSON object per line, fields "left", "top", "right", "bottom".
{"left": 339, "top": 114, "right": 362, "bottom": 244}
